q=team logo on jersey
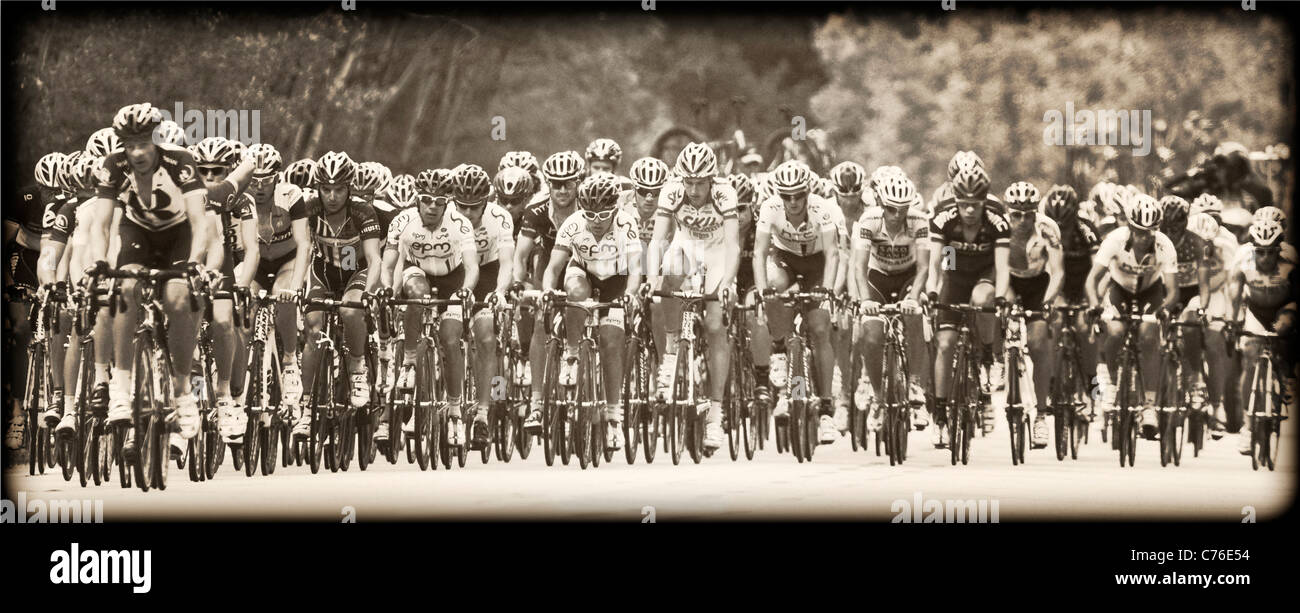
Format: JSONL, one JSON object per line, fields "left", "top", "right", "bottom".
{"left": 52, "top": 214, "right": 69, "bottom": 233}
{"left": 42, "top": 210, "right": 57, "bottom": 229}
{"left": 178, "top": 164, "right": 196, "bottom": 185}
{"left": 985, "top": 210, "right": 1009, "bottom": 232}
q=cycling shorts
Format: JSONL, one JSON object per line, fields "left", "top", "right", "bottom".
{"left": 117, "top": 217, "right": 191, "bottom": 271}
{"left": 936, "top": 264, "right": 995, "bottom": 328}
{"left": 1104, "top": 278, "right": 1166, "bottom": 317}
{"left": 1009, "top": 272, "right": 1049, "bottom": 321}
{"left": 1060, "top": 256, "right": 1092, "bottom": 305}
{"left": 563, "top": 265, "right": 627, "bottom": 329}
{"left": 768, "top": 249, "right": 826, "bottom": 290}
{"left": 401, "top": 264, "right": 465, "bottom": 322}
{"left": 661, "top": 236, "right": 727, "bottom": 294}
{"left": 252, "top": 250, "right": 296, "bottom": 293}
{"left": 471, "top": 260, "right": 501, "bottom": 314}
{"left": 865, "top": 268, "right": 915, "bottom": 304}
{"left": 6, "top": 242, "right": 39, "bottom": 292}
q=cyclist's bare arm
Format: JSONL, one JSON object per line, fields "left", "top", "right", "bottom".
{"left": 513, "top": 234, "right": 536, "bottom": 285}
{"left": 184, "top": 191, "right": 209, "bottom": 264}
{"left": 460, "top": 244, "right": 480, "bottom": 292}
{"left": 752, "top": 229, "right": 772, "bottom": 294}
{"left": 993, "top": 245, "right": 1010, "bottom": 299}
{"left": 720, "top": 217, "right": 740, "bottom": 290}
{"left": 646, "top": 215, "right": 674, "bottom": 288}
{"left": 910, "top": 242, "right": 931, "bottom": 302}
{"left": 86, "top": 197, "right": 116, "bottom": 265}
{"left": 288, "top": 218, "right": 312, "bottom": 292}
{"left": 541, "top": 246, "right": 570, "bottom": 292}
{"left": 820, "top": 227, "right": 838, "bottom": 288}
{"left": 236, "top": 218, "right": 259, "bottom": 288}
{"left": 203, "top": 213, "right": 226, "bottom": 273}
{"left": 495, "top": 244, "right": 515, "bottom": 294}
{"left": 1084, "top": 261, "right": 1107, "bottom": 308}
{"left": 1226, "top": 267, "right": 1246, "bottom": 323}
{"left": 1043, "top": 248, "right": 1064, "bottom": 305}
{"left": 106, "top": 208, "right": 122, "bottom": 266}
{"left": 381, "top": 248, "right": 398, "bottom": 291}
{"left": 851, "top": 245, "right": 870, "bottom": 302}
{"left": 37, "top": 238, "right": 66, "bottom": 286}
{"left": 362, "top": 237, "right": 383, "bottom": 293}
{"left": 926, "top": 237, "right": 944, "bottom": 296}
{"left": 1159, "top": 269, "right": 1178, "bottom": 311}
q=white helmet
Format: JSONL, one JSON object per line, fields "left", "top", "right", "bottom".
{"left": 1125, "top": 193, "right": 1163, "bottom": 231}
{"left": 673, "top": 142, "right": 718, "bottom": 178}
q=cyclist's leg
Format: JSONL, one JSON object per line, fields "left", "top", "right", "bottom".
{"left": 339, "top": 271, "right": 371, "bottom": 409}
{"left": 1235, "top": 307, "right": 1270, "bottom": 450}
{"left": 1202, "top": 287, "right": 1230, "bottom": 413}
{"left": 109, "top": 220, "right": 154, "bottom": 424}
{"left": 762, "top": 254, "right": 796, "bottom": 415}
{"left": 561, "top": 267, "right": 589, "bottom": 353}
{"left": 269, "top": 255, "right": 301, "bottom": 402}
{"left": 701, "top": 261, "right": 730, "bottom": 448}
{"left": 933, "top": 268, "right": 978, "bottom": 428}
{"left": 1178, "top": 286, "right": 1205, "bottom": 400}
{"left": 593, "top": 275, "right": 628, "bottom": 444}
{"left": 159, "top": 225, "right": 200, "bottom": 406}
{"left": 298, "top": 271, "right": 331, "bottom": 420}
{"left": 747, "top": 289, "right": 773, "bottom": 401}
{"left": 211, "top": 260, "right": 238, "bottom": 400}
{"left": 470, "top": 263, "right": 500, "bottom": 421}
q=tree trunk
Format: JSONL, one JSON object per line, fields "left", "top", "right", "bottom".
{"left": 304, "top": 28, "right": 366, "bottom": 159}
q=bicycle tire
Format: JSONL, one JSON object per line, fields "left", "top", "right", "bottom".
{"left": 130, "top": 338, "right": 156, "bottom": 492}
{"left": 541, "top": 339, "right": 561, "bottom": 467}
{"left": 24, "top": 344, "right": 45, "bottom": 476}
{"left": 186, "top": 434, "right": 201, "bottom": 482}
{"left": 575, "top": 344, "right": 593, "bottom": 470}
{"left": 112, "top": 423, "right": 131, "bottom": 488}
{"left": 1266, "top": 417, "right": 1279, "bottom": 471}
{"left": 306, "top": 356, "right": 330, "bottom": 475}
{"left": 948, "top": 342, "right": 965, "bottom": 466}
{"left": 622, "top": 337, "right": 642, "bottom": 465}
{"left": 244, "top": 417, "right": 261, "bottom": 477}
{"left": 1250, "top": 415, "right": 1261, "bottom": 471}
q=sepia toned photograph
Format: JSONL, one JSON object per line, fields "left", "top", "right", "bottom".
{"left": 1, "top": 2, "right": 1295, "bottom": 592}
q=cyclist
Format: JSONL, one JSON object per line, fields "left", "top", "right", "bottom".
{"left": 382, "top": 182, "right": 479, "bottom": 447}
{"left": 355, "top": 161, "right": 400, "bottom": 234}
{"left": 647, "top": 142, "right": 741, "bottom": 452}
{"left": 283, "top": 159, "right": 317, "bottom": 192}
{"left": 451, "top": 164, "right": 514, "bottom": 450}
{"left": 1189, "top": 192, "right": 1245, "bottom": 435}
{"left": 296, "top": 151, "right": 384, "bottom": 439}
{"left": 514, "top": 150, "right": 585, "bottom": 431}
{"left": 193, "top": 138, "right": 260, "bottom": 442}
{"left": 541, "top": 173, "right": 642, "bottom": 450}
{"left": 926, "top": 159, "right": 1009, "bottom": 444}
{"left": 623, "top": 157, "right": 671, "bottom": 248}
{"left": 1236, "top": 206, "right": 1295, "bottom": 264}
{"left": 1225, "top": 218, "right": 1294, "bottom": 454}
{"left": 1157, "top": 195, "right": 1215, "bottom": 415}
{"left": 499, "top": 151, "right": 548, "bottom": 208}
{"left": 828, "top": 161, "right": 871, "bottom": 431}
{"left": 84, "top": 103, "right": 211, "bottom": 454}
{"left": 1085, "top": 194, "right": 1179, "bottom": 440}
{"left": 5, "top": 153, "right": 70, "bottom": 446}
{"left": 753, "top": 160, "right": 840, "bottom": 444}
{"left": 242, "top": 143, "right": 312, "bottom": 421}
{"left": 1041, "top": 184, "right": 1102, "bottom": 417}
{"left": 585, "top": 138, "right": 625, "bottom": 178}
{"left": 1003, "top": 182, "right": 1064, "bottom": 449}
{"left": 85, "top": 127, "right": 121, "bottom": 158}
{"left": 728, "top": 172, "right": 775, "bottom": 410}
{"left": 852, "top": 173, "right": 931, "bottom": 434}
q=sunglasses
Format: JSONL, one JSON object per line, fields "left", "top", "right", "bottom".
{"left": 779, "top": 192, "right": 808, "bottom": 202}
{"left": 835, "top": 188, "right": 862, "bottom": 198}
{"left": 1007, "top": 210, "right": 1033, "bottom": 219}
{"left": 582, "top": 208, "right": 617, "bottom": 222}
{"left": 198, "top": 166, "right": 227, "bottom": 177}
{"left": 636, "top": 188, "right": 660, "bottom": 199}
{"left": 956, "top": 198, "right": 984, "bottom": 207}
{"left": 1255, "top": 246, "right": 1282, "bottom": 255}
{"left": 549, "top": 180, "right": 576, "bottom": 190}
{"left": 456, "top": 199, "right": 487, "bottom": 210}
{"left": 250, "top": 174, "right": 277, "bottom": 188}
{"left": 417, "top": 194, "right": 453, "bottom": 207}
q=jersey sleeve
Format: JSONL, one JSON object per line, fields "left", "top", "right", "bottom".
{"left": 93, "top": 155, "right": 128, "bottom": 200}
{"left": 519, "top": 204, "right": 546, "bottom": 239}
{"left": 6, "top": 187, "right": 39, "bottom": 225}
{"left": 386, "top": 210, "right": 412, "bottom": 248}
{"left": 489, "top": 207, "right": 515, "bottom": 256}
{"left": 755, "top": 200, "right": 777, "bottom": 235}
{"left": 1095, "top": 232, "right": 1122, "bottom": 266}
{"left": 453, "top": 214, "right": 476, "bottom": 254}
{"left": 655, "top": 182, "right": 683, "bottom": 218}
{"left": 988, "top": 210, "right": 1011, "bottom": 246}
{"left": 851, "top": 218, "right": 870, "bottom": 252}
{"left": 172, "top": 151, "right": 206, "bottom": 196}
{"left": 355, "top": 205, "right": 383, "bottom": 241}
{"left": 43, "top": 199, "right": 77, "bottom": 244}
{"left": 554, "top": 217, "right": 579, "bottom": 252}
{"left": 1156, "top": 234, "right": 1179, "bottom": 274}
{"left": 713, "top": 183, "right": 738, "bottom": 219}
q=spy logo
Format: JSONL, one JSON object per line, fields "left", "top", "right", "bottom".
{"left": 178, "top": 164, "right": 196, "bottom": 184}
{"left": 43, "top": 210, "right": 57, "bottom": 229}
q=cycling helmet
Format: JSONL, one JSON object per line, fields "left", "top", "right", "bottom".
{"left": 452, "top": 164, "right": 493, "bottom": 204}
{"left": 950, "top": 164, "right": 991, "bottom": 199}
{"left": 947, "top": 150, "right": 984, "bottom": 179}
{"left": 1041, "top": 184, "right": 1079, "bottom": 221}
{"left": 1158, "top": 195, "right": 1191, "bottom": 233}
{"left": 585, "top": 138, "right": 623, "bottom": 165}
{"left": 1190, "top": 193, "right": 1223, "bottom": 220}
{"left": 352, "top": 162, "right": 389, "bottom": 194}
{"left": 811, "top": 174, "right": 836, "bottom": 199}
{"left": 415, "top": 168, "right": 450, "bottom": 196}
{"left": 1003, "top": 181, "right": 1040, "bottom": 211}
{"left": 283, "top": 159, "right": 317, "bottom": 189}
{"left": 1125, "top": 193, "right": 1163, "bottom": 231}
{"left": 629, "top": 157, "right": 670, "bottom": 190}
{"left": 62, "top": 155, "right": 101, "bottom": 193}
{"left": 314, "top": 151, "right": 357, "bottom": 185}
{"left": 729, "top": 173, "right": 756, "bottom": 205}
{"left": 386, "top": 174, "right": 419, "bottom": 208}
{"left": 1187, "top": 213, "right": 1220, "bottom": 242}
{"left": 869, "top": 165, "right": 906, "bottom": 189}
{"left": 576, "top": 173, "right": 622, "bottom": 212}
{"left": 112, "top": 103, "right": 162, "bottom": 139}
{"left": 829, "top": 161, "right": 867, "bottom": 195}
{"left": 673, "top": 142, "right": 718, "bottom": 178}
{"left": 155, "top": 120, "right": 187, "bottom": 146}
{"left": 86, "top": 127, "right": 121, "bottom": 157}
{"left": 247, "top": 143, "right": 284, "bottom": 175}
{"left": 1248, "top": 219, "right": 1285, "bottom": 247}
{"left": 875, "top": 174, "right": 918, "bottom": 208}
{"left": 35, "top": 152, "right": 66, "bottom": 189}
{"left": 542, "top": 150, "right": 585, "bottom": 183}
{"left": 1254, "top": 205, "right": 1286, "bottom": 225}
{"left": 493, "top": 166, "right": 533, "bottom": 203}
{"left": 192, "top": 137, "right": 238, "bottom": 167}
{"left": 771, "top": 160, "right": 812, "bottom": 196}
{"left": 499, "top": 151, "right": 541, "bottom": 178}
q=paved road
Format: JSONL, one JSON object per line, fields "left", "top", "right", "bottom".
{"left": 5, "top": 403, "right": 1292, "bottom": 522}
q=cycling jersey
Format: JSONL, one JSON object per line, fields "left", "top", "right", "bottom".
{"left": 94, "top": 144, "right": 204, "bottom": 232}
{"left": 1007, "top": 213, "right": 1062, "bottom": 279}
{"left": 308, "top": 196, "right": 383, "bottom": 287}
{"left": 929, "top": 182, "right": 1005, "bottom": 217}
{"left": 755, "top": 194, "right": 838, "bottom": 257}
{"left": 1237, "top": 247, "right": 1295, "bottom": 316}
{"left": 655, "top": 177, "right": 738, "bottom": 245}
{"left": 44, "top": 196, "right": 90, "bottom": 246}
{"left": 1168, "top": 230, "right": 1212, "bottom": 289}
{"left": 555, "top": 209, "right": 642, "bottom": 280}
{"left": 6, "top": 185, "right": 66, "bottom": 250}
{"left": 469, "top": 203, "right": 515, "bottom": 266}
{"left": 852, "top": 205, "right": 929, "bottom": 274}
{"left": 928, "top": 203, "right": 1011, "bottom": 273}
{"left": 387, "top": 206, "right": 476, "bottom": 278}
{"left": 519, "top": 198, "right": 578, "bottom": 259}
{"left": 247, "top": 183, "right": 307, "bottom": 261}
{"left": 205, "top": 179, "right": 256, "bottom": 258}
{"left": 617, "top": 190, "right": 658, "bottom": 245}
{"left": 1093, "top": 226, "right": 1179, "bottom": 294}
{"left": 1201, "top": 222, "right": 1241, "bottom": 291}
{"left": 371, "top": 198, "right": 399, "bottom": 237}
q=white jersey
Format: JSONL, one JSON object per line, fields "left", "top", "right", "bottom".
{"left": 387, "top": 206, "right": 477, "bottom": 277}
{"left": 852, "top": 205, "right": 929, "bottom": 274}
{"left": 1094, "top": 226, "right": 1179, "bottom": 293}
{"left": 555, "top": 209, "right": 643, "bottom": 280}
{"left": 655, "top": 176, "right": 738, "bottom": 246}
{"left": 471, "top": 202, "right": 515, "bottom": 265}
{"left": 755, "top": 194, "right": 839, "bottom": 257}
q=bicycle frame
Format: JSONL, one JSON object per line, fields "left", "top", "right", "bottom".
{"left": 1240, "top": 330, "right": 1286, "bottom": 471}
{"left": 774, "top": 289, "right": 833, "bottom": 463}
{"left": 933, "top": 302, "right": 997, "bottom": 466}
{"left": 1109, "top": 301, "right": 1158, "bottom": 468}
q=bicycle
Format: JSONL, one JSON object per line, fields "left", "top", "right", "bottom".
{"left": 99, "top": 265, "right": 205, "bottom": 492}
{"left": 239, "top": 289, "right": 292, "bottom": 477}
{"left": 488, "top": 296, "right": 523, "bottom": 463}
{"left": 722, "top": 290, "right": 763, "bottom": 461}
{"left": 548, "top": 290, "right": 627, "bottom": 470}
{"left": 1156, "top": 317, "right": 1203, "bottom": 467}
{"left": 871, "top": 303, "right": 921, "bottom": 466}
{"left": 1047, "top": 304, "right": 1094, "bottom": 461}
{"left": 770, "top": 288, "right": 833, "bottom": 464}
{"left": 388, "top": 290, "right": 474, "bottom": 470}
{"left": 932, "top": 302, "right": 998, "bottom": 466}
{"left": 503, "top": 286, "right": 540, "bottom": 461}
{"left": 1238, "top": 330, "right": 1288, "bottom": 471}
{"left": 184, "top": 287, "right": 242, "bottom": 481}
{"left": 622, "top": 286, "right": 658, "bottom": 464}
{"left": 653, "top": 285, "right": 723, "bottom": 465}
{"left": 15, "top": 285, "right": 57, "bottom": 477}
{"left": 298, "top": 295, "right": 372, "bottom": 474}
{"left": 62, "top": 281, "right": 113, "bottom": 487}
{"left": 1106, "top": 301, "right": 1161, "bottom": 468}
{"left": 1002, "top": 302, "right": 1043, "bottom": 466}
